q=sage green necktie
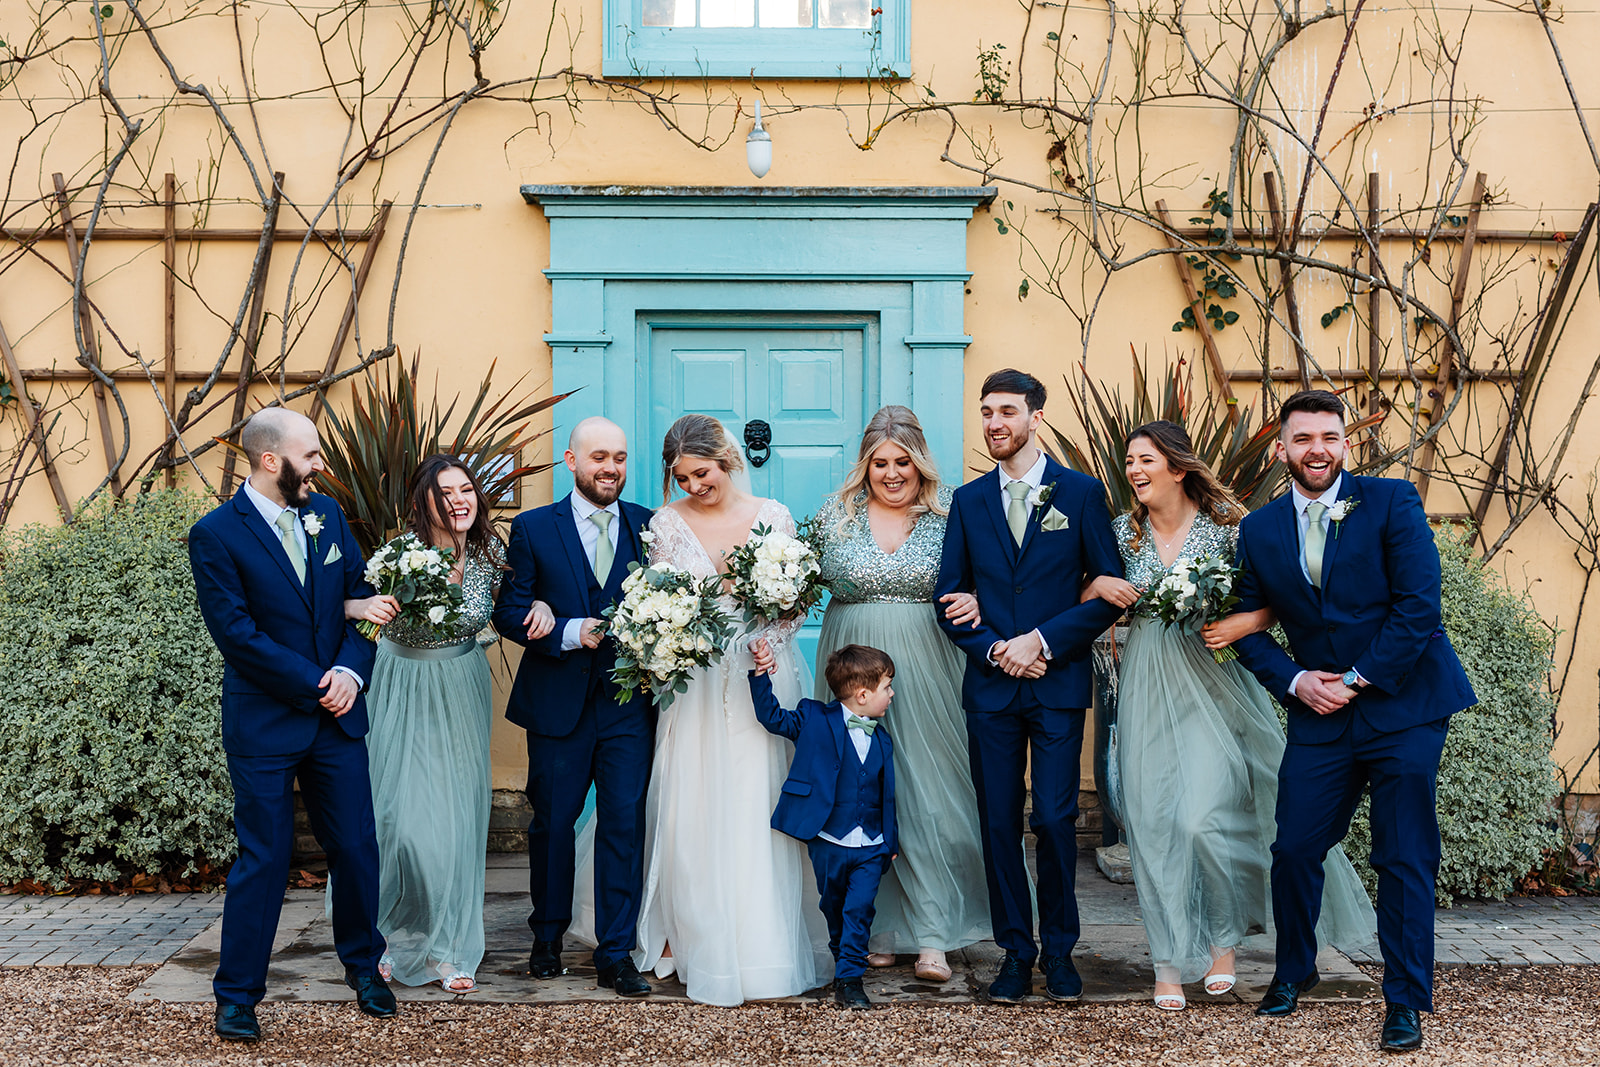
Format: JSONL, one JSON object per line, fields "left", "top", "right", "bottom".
{"left": 846, "top": 713, "right": 877, "bottom": 735}
{"left": 590, "top": 509, "right": 614, "bottom": 585}
{"left": 275, "top": 509, "right": 306, "bottom": 584}
{"left": 1005, "top": 480, "right": 1031, "bottom": 545}
{"left": 1303, "top": 500, "right": 1327, "bottom": 589}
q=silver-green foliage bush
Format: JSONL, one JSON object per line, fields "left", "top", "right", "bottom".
{"left": 0, "top": 490, "right": 235, "bottom": 887}
{"left": 1333, "top": 525, "right": 1561, "bottom": 905}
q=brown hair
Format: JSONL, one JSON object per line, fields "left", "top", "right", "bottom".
{"left": 407, "top": 453, "right": 503, "bottom": 564}
{"left": 824, "top": 644, "right": 896, "bottom": 701}
{"left": 1124, "top": 421, "right": 1247, "bottom": 552}
{"left": 660, "top": 413, "right": 745, "bottom": 503}
{"left": 833, "top": 405, "right": 946, "bottom": 530}
{"left": 980, "top": 368, "right": 1047, "bottom": 412}
{"left": 1278, "top": 389, "right": 1346, "bottom": 433}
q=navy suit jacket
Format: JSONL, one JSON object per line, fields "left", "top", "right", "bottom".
{"left": 188, "top": 488, "right": 376, "bottom": 757}
{"left": 933, "top": 456, "right": 1124, "bottom": 711}
{"left": 749, "top": 672, "right": 898, "bottom": 855}
{"left": 493, "top": 493, "right": 654, "bottom": 738}
{"left": 1232, "top": 475, "right": 1476, "bottom": 744}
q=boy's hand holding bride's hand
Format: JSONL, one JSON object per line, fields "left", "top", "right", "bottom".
{"left": 1080, "top": 575, "right": 1141, "bottom": 608}
{"left": 751, "top": 637, "right": 776, "bottom": 675}
{"left": 940, "top": 592, "right": 982, "bottom": 628}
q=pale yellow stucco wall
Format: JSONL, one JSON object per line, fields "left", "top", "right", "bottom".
{"left": 2, "top": 2, "right": 1597, "bottom": 793}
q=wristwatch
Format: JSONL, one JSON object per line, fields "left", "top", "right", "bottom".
{"left": 1342, "top": 668, "right": 1362, "bottom": 689}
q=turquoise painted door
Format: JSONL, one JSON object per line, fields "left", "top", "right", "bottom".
{"left": 649, "top": 323, "right": 871, "bottom": 671}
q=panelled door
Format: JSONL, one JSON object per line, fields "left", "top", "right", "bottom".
{"left": 649, "top": 321, "right": 872, "bottom": 670}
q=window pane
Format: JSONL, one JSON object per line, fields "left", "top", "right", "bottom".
{"left": 642, "top": 0, "right": 695, "bottom": 26}
{"left": 818, "top": 0, "right": 869, "bottom": 28}
{"left": 758, "top": 0, "right": 813, "bottom": 27}
{"left": 700, "top": 0, "right": 756, "bottom": 27}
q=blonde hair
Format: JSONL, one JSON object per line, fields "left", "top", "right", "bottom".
{"left": 833, "top": 405, "right": 946, "bottom": 531}
{"left": 661, "top": 413, "right": 745, "bottom": 503}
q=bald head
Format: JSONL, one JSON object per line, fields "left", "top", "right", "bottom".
{"left": 241, "top": 407, "right": 317, "bottom": 470}
{"left": 565, "top": 417, "right": 628, "bottom": 506}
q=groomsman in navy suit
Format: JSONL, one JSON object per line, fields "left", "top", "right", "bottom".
{"left": 1228, "top": 389, "right": 1475, "bottom": 1053}
{"left": 749, "top": 641, "right": 899, "bottom": 1011}
{"left": 934, "top": 369, "right": 1124, "bottom": 1004}
{"left": 493, "top": 416, "right": 656, "bottom": 998}
{"left": 188, "top": 408, "right": 393, "bottom": 1043}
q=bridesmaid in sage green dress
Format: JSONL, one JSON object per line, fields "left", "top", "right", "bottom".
{"left": 345, "top": 455, "right": 553, "bottom": 995}
{"left": 1081, "top": 422, "right": 1376, "bottom": 1011}
{"left": 812, "top": 405, "right": 991, "bottom": 983}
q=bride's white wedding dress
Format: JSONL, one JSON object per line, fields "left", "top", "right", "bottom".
{"left": 569, "top": 498, "right": 831, "bottom": 1005}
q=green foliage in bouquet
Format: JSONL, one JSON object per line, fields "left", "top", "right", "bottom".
{"left": 1274, "top": 525, "right": 1561, "bottom": 904}
{"left": 0, "top": 490, "right": 234, "bottom": 888}
{"left": 315, "top": 352, "right": 566, "bottom": 556}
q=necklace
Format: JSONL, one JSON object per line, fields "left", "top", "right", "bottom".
{"left": 1149, "top": 510, "right": 1197, "bottom": 554}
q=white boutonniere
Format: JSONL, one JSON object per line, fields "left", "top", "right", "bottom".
{"left": 639, "top": 528, "right": 655, "bottom": 545}
{"left": 302, "top": 511, "right": 326, "bottom": 551}
{"left": 1027, "top": 481, "right": 1056, "bottom": 510}
{"left": 1326, "top": 498, "right": 1359, "bottom": 538}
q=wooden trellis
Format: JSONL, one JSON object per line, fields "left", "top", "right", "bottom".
{"left": 0, "top": 173, "right": 391, "bottom": 506}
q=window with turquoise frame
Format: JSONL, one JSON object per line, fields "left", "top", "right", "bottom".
{"left": 602, "top": 0, "right": 910, "bottom": 79}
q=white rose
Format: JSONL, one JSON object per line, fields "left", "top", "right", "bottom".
{"left": 427, "top": 605, "right": 448, "bottom": 625}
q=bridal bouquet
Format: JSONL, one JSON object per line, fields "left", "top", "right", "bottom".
{"left": 603, "top": 563, "right": 735, "bottom": 706}
{"left": 1144, "top": 554, "right": 1242, "bottom": 663}
{"left": 722, "top": 522, "right": 825, "bottom": 627}
{"left": 358, "top": 532, "right": 465, "bottom": 640}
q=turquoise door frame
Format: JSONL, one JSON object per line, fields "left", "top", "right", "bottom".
{"left": 521, "top": 186, "right": 997, "bottom": 507}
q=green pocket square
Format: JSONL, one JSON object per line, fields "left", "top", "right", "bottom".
{"left": 1039, "top": 507, "right": 1070, "bottom": 532}
{"left": 324, "top": 543, "right": 342, "bottom": 565}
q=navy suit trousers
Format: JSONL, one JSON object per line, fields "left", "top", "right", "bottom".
{"left": 524, "top": 688, "right": 653, "bottom": 970}
{"left": 1272, "top": 716, "right": 1449, "bottom": 1011}
{"left": 807, "top": 838, "right": 893, "bottom": 981}
{"left": 215, "top": 713, "right": 384, "bottom": 1005}
{"left": 966, "top": 699, "right": 1085, "bottom": 963}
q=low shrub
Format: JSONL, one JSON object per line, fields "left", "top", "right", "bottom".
{"left": 0, "top": 490, "right": 235, "bottom": 887}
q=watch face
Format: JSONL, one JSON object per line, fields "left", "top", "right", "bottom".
{"left": 1343, "top": 670, "right": 1359, "bottom": 687}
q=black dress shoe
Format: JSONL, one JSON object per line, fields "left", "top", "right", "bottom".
{"left": 1039, "top": 954, "right": 1082, "bottom": 1002}
{"left": 214, "top": 1004, "right": 260, "bottom": 1043}
{"left": 988, "top": 954, "right": 1032, "bottom": 1004}
{"left": 529, "top": 938, "right": 565, "bottom": 979}
{"left": 1380, "top": 1004, "right": 1424, "bottom": 1053}
{"left": 1255, "top": 971, "right": 1320, "bottom": 1017}
{"left": 597, "top": 957, "right": 652, "bottom": 998}
{"left": 834, "top": 977, "right": 872, "bottom": 1010}
{"left": 344, "top": 972, "right": 398, "bottom": 1018}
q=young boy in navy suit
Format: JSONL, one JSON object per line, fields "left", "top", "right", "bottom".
{"left": 749, "top": 641, "right": 898, "bottom": 1010}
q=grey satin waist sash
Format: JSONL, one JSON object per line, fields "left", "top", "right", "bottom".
{"left": 380, "top": 636, "right": 476, "bottom": 661}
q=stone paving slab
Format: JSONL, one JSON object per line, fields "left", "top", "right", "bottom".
{"left": 0, "top": 891, "right": 222, "bottom": 968}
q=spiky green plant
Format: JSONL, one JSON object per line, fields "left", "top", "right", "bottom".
{"left": 1050, "top": 351, "right": 1286, "bottom": 510}
{"left": 314, "top": 353, "right": 566, "bottom": 556}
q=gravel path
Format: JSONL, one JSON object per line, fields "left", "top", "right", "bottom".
{"left": 4, "top": 964, "right": 1594, "bottom": 1066}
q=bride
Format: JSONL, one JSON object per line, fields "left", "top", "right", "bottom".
{"left": 570, "top": 413, "right": 830, "bottom": 1005}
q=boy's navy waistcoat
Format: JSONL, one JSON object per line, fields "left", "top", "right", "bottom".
{"left": 819, "top": 735, "right": 887, "bottom": 845}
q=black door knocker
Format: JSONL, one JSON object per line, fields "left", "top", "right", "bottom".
{"left": 743, "top": 419, "right": 772, "bottom": 468}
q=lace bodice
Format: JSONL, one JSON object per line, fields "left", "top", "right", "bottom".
{"left": 647, "top": 498, "right": 804, "bottom": 646}
{"left": 1114, "top": 511, "right": 1238, "bottom": 616}
{"left": 382, "top": 538, "right": 505, "bottom": 648}
{"left": 814, "top": 487, "right": 952, "bottom": 604}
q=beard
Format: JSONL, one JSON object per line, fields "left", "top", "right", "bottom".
{"left": 575, "top": 467, "right": 624, "bottom": 507}
{"left": 1286, "top": 452, "right": 1342, "bottom": 494}
{"left": 986, "top": 425, "right": 1031, "bottom": 462}
{"left": 277, "top": 456, "right": 314, "bottom": 508}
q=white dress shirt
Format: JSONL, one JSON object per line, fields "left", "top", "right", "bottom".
{"left": 241, "top": 479, "right": 362, "bottom": 689}
{"left": 560, "top": 489, "right": 623, "bottom": 651}
{"left": 989, "top": 448, "right": 1053, "bottom": 662}
{"left": 1285, "top": 473, "right": 1362, "bottom": 699}
{"left": 815, "top": 709, "right": 886, "bottom": 848}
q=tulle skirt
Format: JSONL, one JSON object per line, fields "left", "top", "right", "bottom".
{"left": 571, "top": 636, "right": 832, "bottom": 1005}
{"left": 362, "top": 638, "right": 492, "bottom": 986}
{"left": 1117, "top": 616, "right": 1377, "bottom": 983}
{"left": 816, "top": 601, "right": 991, "bottom": 953}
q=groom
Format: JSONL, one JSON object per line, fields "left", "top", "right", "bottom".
{"left": 494, "top": 416, "right": 656, "bottom": 998}
{"left": 1228, "top": 389, "right": 1474, "bottom": 1053}
{"left": 934, "top": 369, "right": 1124, "bottom": 1004}
{"left": 188, "top": 407, "right": 393, "bottom": 1042}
